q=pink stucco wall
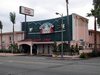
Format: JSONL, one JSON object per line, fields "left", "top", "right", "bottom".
{"left": 72, "top": 13, "right": 89, "bottom": 48}
{"left": 88, "top": 30, "right": 100, "bottom": 49}
{"left": 0, "top": 32, "right": 24, "bottom": 49}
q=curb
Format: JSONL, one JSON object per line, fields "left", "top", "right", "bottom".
{"left": 0, "top": 53, "right": 26, "bottom": 56}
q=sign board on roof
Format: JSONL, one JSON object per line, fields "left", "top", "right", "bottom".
{"left": 19, "top": 6, "right": 34, "bottom": 16}
{"left": 39, "top": 22, "right": 54, "bottom": 34}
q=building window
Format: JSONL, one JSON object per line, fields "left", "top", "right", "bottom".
{"left": 89, "top": 31, "right": 92, "bottom": 36}
{"left": 9, "top": 36, "right": 11, "bottom": 41}
{"left": 9, "top": 35, "right": 13, "bottom": 43}
{"left": 89, "top": 44, "right": 92, "bottom": 48}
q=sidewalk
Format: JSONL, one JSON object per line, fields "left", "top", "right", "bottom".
{"left": 0, "top": 53, "right": 26, "bottom": 56}
{"left": 50, "top": 55, "right": 80, "bottom": 60}
{"left": 0, "top": 53, "right": 81, "bottom": 60}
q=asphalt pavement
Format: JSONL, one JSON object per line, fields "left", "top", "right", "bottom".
{"left": 0, "top": 56, "right": 100, "bottom": 75}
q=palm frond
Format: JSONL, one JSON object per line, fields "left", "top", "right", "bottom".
{"left": 10, "top": 12, "right": 16, "bottom": 24}
{"left": 87, "top": 13, "right": 92, "bottom": 17}
{"left": 0, "top": 21, "right": 3, "bottom": 29}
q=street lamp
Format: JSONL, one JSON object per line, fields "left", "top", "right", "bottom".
{"left": 56, "top": 12, "right": 64, "bottom": 58}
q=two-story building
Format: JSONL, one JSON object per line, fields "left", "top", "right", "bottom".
{"left": 0, "top": 13, "right": 90, "bottom": 55}
{"left": 0, "top": 32, "right": 24, "bottom": 49}
{"left": 88, "top": 30, "right": 100, "bottom": 50}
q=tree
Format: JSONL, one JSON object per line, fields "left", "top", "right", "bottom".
{"left": 70, "top": 45, "right": 74, "bottom": 55}
{"left": 9, "top": 12, "right": 16, "bottom": 53}
{"left": 87, "top": 0, "right": 100, "bottom": 50}
{"left": 74, "top": 44, "right": 79, "bottom": 54}
{"left": 0, "top": 21, "right": 3, "bottom": 49}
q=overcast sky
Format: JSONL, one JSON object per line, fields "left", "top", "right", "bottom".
{"left": 0, "top": 0, "right": 94, "bottom": 32}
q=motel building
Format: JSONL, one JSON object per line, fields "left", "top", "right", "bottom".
{"left": 88, "top": 30, "right": 100, "bottom": 50}
{"left": 0, "top": 13, "right": 90, "bottom": 55}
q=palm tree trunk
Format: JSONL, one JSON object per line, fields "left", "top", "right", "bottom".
{"left": 0, "top": 29, "right": 2, "bottom": 49}
{"left": 12, "top": 24, "right": 14, "bottom": 53}
{"left": 13, "top": 24, "right": 14, "bottom": 44}
{"left": 94, "top": 17, "right": 97, "bottom": 50}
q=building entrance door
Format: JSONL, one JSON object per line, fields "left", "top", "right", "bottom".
{"left": 32, "top": 44, "right": 37, "bottom": 55}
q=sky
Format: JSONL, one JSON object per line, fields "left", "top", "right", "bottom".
{"left": 0, "top": 0, "right": 94, "bottom": 32}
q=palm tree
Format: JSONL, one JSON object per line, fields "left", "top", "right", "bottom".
{"left": 9, "top": 12, "right": 16, "bottom": 53}
{"left": 0, "top": 21, "right": 3, "bottom": 49}
{"left": 87, "top": 0, "right": 100, "bottom": 50}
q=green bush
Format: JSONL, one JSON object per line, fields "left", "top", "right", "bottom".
{"left": 70, "top": 44, "right": 79, "bottom": 55}
{"left": 90, "top": 50, "right": 100, "bottom": 57}
{"left": 98, "top": 52, "right": 100, "bottom": 56}
{"left": 74, "top": 44, "right": 79, "bottom": 54}
{"left": 80, "top": 53, "right": 88, "bottom": 58}
{"left": 57, "top": 43, "right": 70, "bottom": 52}
{"left": 0, "top": 44, "right": 21, "bottom": 53}
{"left": 52, "top": 42, "right": 57, "bottom": 52}
{"left": 79, "top": 46, "right": 83, "bottom": 50}
{"left": 79, "top": 51, "right": 100, "bottom": 58}
{"left": 0, "top": 49, "right": 12, "bottom": 53}
{"left": 8, "top": 44, "right": 21, "bottom": 53}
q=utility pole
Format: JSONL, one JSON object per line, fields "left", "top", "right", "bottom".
{"left": 66, "top": 0, "right": 70, "bottom": 51}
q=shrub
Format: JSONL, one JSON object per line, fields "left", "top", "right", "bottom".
{"left": 98, "top": 51, "right": 100, "bottom": 56}
{"left": 70, "top": 45, "right": 74, "bottom": 55}
{"left": 80, "top": 53, "right": 88, "bottom": 58}
{"left": 8, "top": 43, "right": 21, "bottom": 53}
{"left": 0, "top": 49, "right": 12, "bottom": 53}
{"left": 91, "top": 50, "right": 98, "bottom": 57}
{"left": 74, "top": 44, "right": 79, "bottom": 54}
{"left": 57, "top": 43, "right": 70, "bottom": 52}
{"left": 80, "top": 50, "right": 100, "bottom": 58}
{"left": 52, "top": 42, "right": 57, "bottom": 52}
{"left": 79, "top": 46, "right": 83, "bottom": 50}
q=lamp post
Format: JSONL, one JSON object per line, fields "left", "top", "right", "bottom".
{"left": 56, "top": 12, "right": 64, "bottom": 58}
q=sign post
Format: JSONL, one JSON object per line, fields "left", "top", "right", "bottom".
{"left": 19, "top": 6, "right": 34, "bottom": 39}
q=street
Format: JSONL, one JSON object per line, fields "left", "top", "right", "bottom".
{"left": 0, "top": 56, "right": 100, "bottom": 75}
